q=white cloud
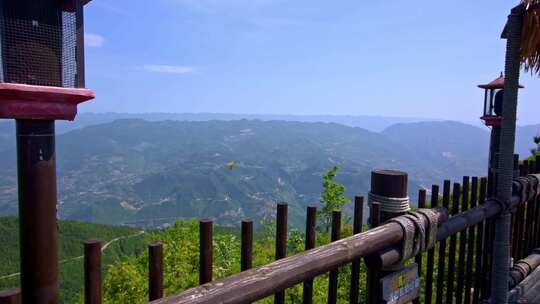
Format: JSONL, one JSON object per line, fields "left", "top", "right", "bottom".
{"left": 85, "top": 33, "right": 105, "bottom": 47}
{"left": 142, "top": 65, "right": 196, "bottom": 74}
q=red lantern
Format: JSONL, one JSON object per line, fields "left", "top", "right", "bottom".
{"left": 477, "top": 73, "right": 524, "bottom": 127}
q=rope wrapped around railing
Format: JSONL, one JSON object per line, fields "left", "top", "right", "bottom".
{"left": 387, "top": 207, "right": 445, "bottom": 262}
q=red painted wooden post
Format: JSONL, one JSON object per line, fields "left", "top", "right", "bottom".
{"left": 149, "top": 242, "right": 164, "bottom": 301}
{"left": 199, "top": 219, "right": 213, "bottom": 285}
{"left": 274, "top": 203, "right": 288, "bottom": 304}
{"left": 0, "top": 289, "right": 21, "bottom": 304}
{"left": 350, "top": 196, "right": 364, "bottom": 304}
{"left": 303, "top": 205, "right": 317, "bottom": 304}
{"left": 84, "top": 239, "right": 102, "bottom": 304}
{"left": 17, "top": 121, "right": 59, "bottom": 304}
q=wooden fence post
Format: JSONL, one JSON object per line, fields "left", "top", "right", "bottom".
{"left": 456, "top": 177, "right": 470, "bottom": 304}
{"left": 241, "top": 219, "right": 253, "bottom": 272}
{"left": 413, "top": 189, "right": 426, "bottom": 304}
{"left": 84, "top": 239, "right": 102, "bottom": 304}
{"left": 274, "top": 202, "right": 288, "bottom": 304}
{"left": 446, "top": 183, "right": 461, "bottom": 304}
{"left": 303, "top": 205, "right": 317, "bottom": 304}
{"left": 199, "top": 219, "right": 213, "bottom": 285}
{"left": 350, "top": 196, "right": 364, "bottom": 304}
{"left": 327, "top": 210, "right": 342, "bottom": 304}
{"left": 464, "top": 177, "right": 478, "bottom": 304}
{"left": 474, "top": 177, "right": 488, "bottom": 303}
{"left": 366, "top": 169, "right": 410, "bottom": 304}
{"left": 0, "top": 289, "right": 21, "bottom": 304}
{"left": 149, "top": 241, "right": 164, "bottom": 301}
{"left": 366, "top": 202, "right": 381, "bottom": 304}
{"left": 424, "top": 184, "right": 439, "bottom": 304}
{"left": 436, "top": 180, "right": 451, "bottom": 304}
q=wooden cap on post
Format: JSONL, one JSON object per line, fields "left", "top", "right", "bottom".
{"left": 369, "top": 169, "right": 409, "bottom": 223}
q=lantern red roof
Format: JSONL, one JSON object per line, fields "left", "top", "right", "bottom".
{"left": 477, "top": 74, "right": 524, "bottom": 89}
{"left": 0, "top": 83, "right": 95, "bottom": 121}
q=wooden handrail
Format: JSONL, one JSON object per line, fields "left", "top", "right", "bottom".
{"left": 152, "top": 174, "right": 540, "bottom": 304}
{"left": 151, "top": 209, "right": 446, "bottom": 304}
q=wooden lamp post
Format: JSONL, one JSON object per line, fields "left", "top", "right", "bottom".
{"left": 0, "top": 1, "right": 94, "bottom": 303}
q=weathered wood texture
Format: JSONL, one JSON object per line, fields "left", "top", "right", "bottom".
{"left": 456, "top": 177, "right": 469, "bottom": 304}
{"left": 199, "top": 219, "right": 213, "bottom": 285}
{"left": 241, "top": 220, "right": 253, "bottom": 272}
{"left": 424, "top": 185, "right": 439, "bottom": 304}
{"left": 349, "top": 196, "right": 364, "bottom": 304}
{"left": 436, "top": 180, "right": 451, "bottom": 304}
{"left": 149, "top": 242, "right": 164, "bottom": 301}
{"left": 473, "top": 177, "right": 487, "bottom": 304}
{"left": 366, "top": 202, "right": 382, "bottom": 304}
{"left": 413, "top": 189, "right": 426, "bottom": 304}
{"left": 149, "top": 175, "right": 537, "bottom": 304}
{"left": 274, "top": 203, "right": 288, "bottom": 304}
{"left": 327, "top": 211, "right": 341, "bottom": 304}
{"left": 153, "top": 211, "right": 410, "bottom": 303}
{"left": 0, "top": 289, "right": 21, "bottom": 304}
{"left": 303, "top": 205, "right": 317, "bottom": 304}
{"left": 464, "top": 177, "right": 478, "bottom": 304}
{"left": 84, "top": 239, "right": 102, "bottom": 304}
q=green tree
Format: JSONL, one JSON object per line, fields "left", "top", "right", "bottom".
{"left": 319, "top": 165, "right": 349, "bottom": 232}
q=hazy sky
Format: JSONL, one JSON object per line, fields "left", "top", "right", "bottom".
{"left": 81, "top": 0, "right": 539, "bottom": 125}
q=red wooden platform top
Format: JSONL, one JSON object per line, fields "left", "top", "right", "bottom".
{"left": 0, "top": 83, "right": 95, "bottom": 121}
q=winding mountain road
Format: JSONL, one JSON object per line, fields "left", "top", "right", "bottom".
{"left": 0, "top": 230, "right": 145, "bottom": 280}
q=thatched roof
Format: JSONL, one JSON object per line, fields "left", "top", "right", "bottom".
{"left": 501, "top": 2, "right": 540, "bottom": 75}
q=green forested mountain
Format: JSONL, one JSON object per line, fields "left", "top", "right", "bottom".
{"left": 0, "top": 217, "right": 143, "bottom": 303}
{"left": 0, "top": 118, "right": 537, "bottom": 228}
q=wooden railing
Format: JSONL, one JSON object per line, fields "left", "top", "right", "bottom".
{"left": 0, "top": 156, "right": 539, "bottom": 304}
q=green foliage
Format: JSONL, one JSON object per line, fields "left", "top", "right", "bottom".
{"left": 319, "top": 165, "right": 350, "bottom": 232}
{"left": 101, "top": 218, "right": 367, "bottom": 304}
{"left": 0, "top": 217, "right": 143, "bottom": 303}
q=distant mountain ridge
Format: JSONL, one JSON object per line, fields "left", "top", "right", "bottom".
{"left": 382, "top": 121, "right": 490, "bottom": 177}
{"left": 50, "top": 112, "right": 433, "bottom": 133}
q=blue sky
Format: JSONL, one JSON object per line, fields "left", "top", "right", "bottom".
{"left": 81, "top": 0, "right": 539, "bottom": 125}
